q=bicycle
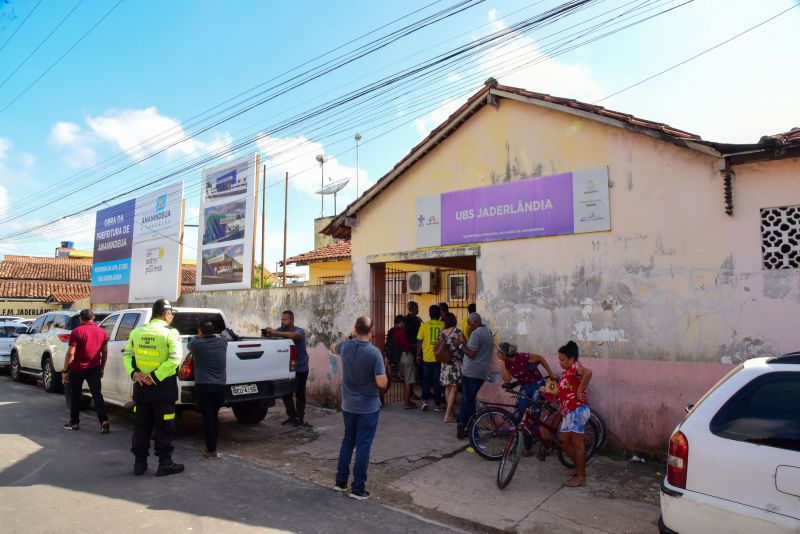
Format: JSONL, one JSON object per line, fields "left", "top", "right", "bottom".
{"left": 489, "top": 383, "right": 602, "bottom": 489}
{"left": 469, "top": 384, "right": 606, "bottom": 464}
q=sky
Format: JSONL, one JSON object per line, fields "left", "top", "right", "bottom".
{"left": 0, "top": 0, "right": 798, "bottom": 277}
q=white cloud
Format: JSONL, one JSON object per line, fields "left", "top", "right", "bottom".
{"left": 415, "top": 97, "right": 461, "bottom": 138}
{"left": 0, "top": 136, "right": 11, "bottom": 161}
{"left": 49, "top": 121, "right": 97, "bottom": 168}
{"left": 255, "top": 134, "right": 371, "bottom": 206}
{"left": 49, "top": 107, "right": 233, "bottom": 169}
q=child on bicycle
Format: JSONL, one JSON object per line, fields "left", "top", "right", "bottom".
{"left": 497, "top": 342, "right": 555, "bottom": 455}
{"left": 557, "top": 340, "right": 592, "bottom": 488}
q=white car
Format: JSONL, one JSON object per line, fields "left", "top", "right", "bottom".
{"left": 660, "top": 353, "right": 800, "bottom": 533}
{"left": 9, "top": 310, "right": 109, "bottom": 392}
{"left": 0, "top": 322, "right": 28, "bottom": 369}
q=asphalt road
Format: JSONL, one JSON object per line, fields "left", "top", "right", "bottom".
{"left": 0, "top": 377, "right": 458, "bottom": 534}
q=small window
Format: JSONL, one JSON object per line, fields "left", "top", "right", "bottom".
{"left": 30, "top": 315, "right": 46, "bottom": 333}
{"left": 448, "top": 274, "right": 467, "bottom": 302}
{"left": 170, "top": 313, "right": 225, "bottom": 336}
{"left": 710, "top": 372, "right": 800, "bottom": 452}
{"left": 115, "top": 313, "right": 140, "bottom": 341}
{"left": 99, "top": 315, "right": 119, "bottom": 338}
{"left": 761, "top": 205, "right": 800, "bottom": 269}
{"left": 15, "top": 326, "right": 27, "bottom": 335}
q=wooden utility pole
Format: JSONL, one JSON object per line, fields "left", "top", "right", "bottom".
{"left": 261, "top": 163, "right": 266, "bottom": 288}
{"left": 282, "top": 171, "right": 288, "bottom": 287}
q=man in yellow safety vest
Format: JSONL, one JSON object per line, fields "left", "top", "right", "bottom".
{"left": 123, "top": 299, "right": 184, "bottom": 477}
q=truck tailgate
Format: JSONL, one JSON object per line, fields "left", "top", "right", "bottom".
{"left": 225, "top": 338, "right": 295, "bottom": 385}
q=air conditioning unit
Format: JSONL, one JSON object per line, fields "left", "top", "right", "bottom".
{"left": 407, "top": 271, "right": 434, "bottom": 294}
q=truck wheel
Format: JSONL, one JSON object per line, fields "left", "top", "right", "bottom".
{"left": 41, "top": 356, "right": 62, "bottom": 393}
{"left": 232, "top": 402, "right": 268, "bottom": 424}
{"left": 10, "top": 352, "right": 23, "bottom": 382}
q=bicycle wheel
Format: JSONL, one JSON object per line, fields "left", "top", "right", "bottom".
{"left": 469, "top": 407, "right": 517, "bottom": 461}
{"left": 557, "top": 415, "right": 600, "bottom": 468}
{"left": 497, "top": 431, "right": 523, "bottom": 489}
{"left": 589, "top": 409, "right": 608, "bottom": 450}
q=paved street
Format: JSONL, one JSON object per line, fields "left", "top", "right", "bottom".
{"left": 0, "top": 378, "right": 459, "bottom": 534}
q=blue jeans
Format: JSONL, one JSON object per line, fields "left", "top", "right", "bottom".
{"left": 514, "top": 379, "right": 546, "bottom": 421}
{"left": 457, "top": 376, "right": 485, "bottom": 428}
{"left": 336, "top": 410, "right": 380, "bottom": 493}
{"left": 420, "top": 361, "right": 442, "bottom": 405}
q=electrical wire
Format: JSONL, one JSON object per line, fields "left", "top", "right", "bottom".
{"left": 0, "top": 0, "right": 45, "bottom": 54}
{"left": 0, "top": 0, "right": 124, "bottom": 115}
{"left": 0, "top": 0, "right": 84, "bottom": 92}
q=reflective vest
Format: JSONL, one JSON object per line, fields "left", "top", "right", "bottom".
{"left": 123, "top": 318, "right": 182, "bottom": 384}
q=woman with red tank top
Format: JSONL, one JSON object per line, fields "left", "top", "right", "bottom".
{"left": 557, "top": 340, "right": 593, "bottom": 488}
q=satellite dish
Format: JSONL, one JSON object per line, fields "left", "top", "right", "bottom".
{"left": 315, "top": 177, "right": 350, "bottom": 196}
{"left": 315, "top": 177, "right": 350, "bottom": 215}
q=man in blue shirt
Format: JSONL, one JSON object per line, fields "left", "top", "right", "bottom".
{"left": 264, "top": 310, "right": 309, "bottom": 427}
{"left": 330, "top": 316, "right": 388, "bottom": 500}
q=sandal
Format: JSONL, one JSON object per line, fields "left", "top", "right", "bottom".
{"left": 564, "top": 477, "right": 586, "bottom": 487}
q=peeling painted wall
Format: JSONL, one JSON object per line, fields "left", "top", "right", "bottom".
{"left": 182, "top": 283, "right": 369, "bottom": 408}
{"left": 347, "top": 97, "right": 800, "bottom": 450}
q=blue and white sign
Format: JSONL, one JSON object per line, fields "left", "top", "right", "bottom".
{"left": 90, "top": 183, "right": 184, "bottom": 304}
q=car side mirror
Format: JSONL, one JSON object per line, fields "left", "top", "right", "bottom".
{"left": 685, "top": 403, "right": 695, "bottom": 413}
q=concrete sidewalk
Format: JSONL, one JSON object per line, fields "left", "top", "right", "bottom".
{"left": 282, "top": 403, "right": 663, "bottom": 533}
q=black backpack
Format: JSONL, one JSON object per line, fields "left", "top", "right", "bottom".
{"left": 385, "top": 327, "right": 402, "bottom": 366}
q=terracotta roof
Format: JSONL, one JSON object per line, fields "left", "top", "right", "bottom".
{"left": 760, "top": 127, "right": 800, "bottom": 145}
{"left": 285, "top": 240, "right": 351, "bottom": 266}
{"left": 323, "top": 82, "right": 706, "bottom": 239}
{"left": 0, "top": 255, "right": 92, "bottom": 281}
{"left": 47, "top": 290, "right": 90, "bottom": 303}
{"left": 181, "top": 265, "right": 196, "bottom": 286}
{"left": 0, "top": 281, "right": 91, "bottom": 299}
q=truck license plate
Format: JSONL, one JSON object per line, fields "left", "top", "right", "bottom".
{"left": 231, "top": 383, "right": 258, "bottom": 396}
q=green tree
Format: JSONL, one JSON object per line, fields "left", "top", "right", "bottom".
{"left": 253, "top": 264, "right": 275, "bottom": 288}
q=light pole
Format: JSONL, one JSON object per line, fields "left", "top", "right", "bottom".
{"left": 315, "top": 154, "right": 327, "bottom": 217}
{"left": 354, "top": 132, "right": 362, "bottom": 198}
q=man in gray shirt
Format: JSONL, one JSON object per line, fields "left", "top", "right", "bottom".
{"left": 456, "top": 312, "right": 493, "bottom": 439}
{"left": 187, "top": 321, "right": 227, "bottom": 459}
{"left": 330, "top": 316, "right": 388, "bottom": 501}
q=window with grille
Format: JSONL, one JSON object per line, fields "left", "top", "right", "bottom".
{"left": 761, "top": 206, "right": 800, "bottom": 269}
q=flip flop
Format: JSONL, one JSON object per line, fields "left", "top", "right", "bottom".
{"left": 564, "top": 477, "right": 586, "bottom": 487}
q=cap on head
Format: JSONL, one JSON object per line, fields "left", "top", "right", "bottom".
{"left": 498, "top": 342, "right": 517, "bottom": 356}
{"left": 152, "top": 299, "right": 173, "bottom": 317}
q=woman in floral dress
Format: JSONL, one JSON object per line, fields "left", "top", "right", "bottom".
{"left": 435, "top": 312, "right": 466, "bottom": 423}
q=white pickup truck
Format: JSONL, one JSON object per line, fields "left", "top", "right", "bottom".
{"left": 93, "top": 307, "right": 297, "bottom": 424}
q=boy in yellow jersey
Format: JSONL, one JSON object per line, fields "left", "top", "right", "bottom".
{"left": 460, "top": 303, "right": 476, "bottom": 340}
{"left": 416, "top": 305, "right": 445, "bottom": 411}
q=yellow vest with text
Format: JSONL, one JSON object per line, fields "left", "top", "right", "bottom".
{"left": 123, "top": 319, "right": 182, "bottom": 384}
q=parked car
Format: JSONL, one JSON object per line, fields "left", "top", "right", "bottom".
{"left": 9, "top": 310, "right": 110, "bottom": 392}
{"left": 0, "top": 322, "right": 29, "bottom": 370}
{"left": 93, "top": 307, "right": 297, "bottom": 424}
{"left": 659, "top": 353, "right": 800, "bottom": 534}
{"left": 0, "top": 315, "right": 26, "bottom": 323}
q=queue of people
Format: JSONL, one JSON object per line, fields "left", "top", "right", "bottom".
{"left": 58, "top": 298, "right": 592, "bottom": 494}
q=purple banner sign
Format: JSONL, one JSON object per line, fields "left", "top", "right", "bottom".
{"left": 441, "top": 173, "right": 574, "bottom": 245}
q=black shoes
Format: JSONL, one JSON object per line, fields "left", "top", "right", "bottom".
{"left": 63, "top": 422, "right": 79, "bottom": 430}
{"left": 155, "top": 462, "right": 185, "bottom": 477}
{"left": 281, "top": 417, "right": 296, "bottom": 426}
{"left": 456, "top": 425, "right": 465, "bottom": 440}
{"left": 349, "top": 490, "right": 370, "bottom": 501}
{"left": 134, "top": 461, "right": 148, "bottom": 476}
{"left": 100, "top": 421, "right": 110, "bottom": 434}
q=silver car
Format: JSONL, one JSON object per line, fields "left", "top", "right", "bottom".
{"left": 0, "top": 322, "right": 29, "bottom": 368}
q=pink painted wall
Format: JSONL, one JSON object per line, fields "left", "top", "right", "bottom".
{"left": 478, "top": 356, "right": 734, "bottom": 455}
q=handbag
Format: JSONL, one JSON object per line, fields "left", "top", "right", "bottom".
{"left": 434, "top": 333, "right": 453, "bottom": 364}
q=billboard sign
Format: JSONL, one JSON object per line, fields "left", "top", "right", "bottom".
{"left": 196, "top": 154, "right": 257, "bottom": 290}
{"left": 416, "top": 167, "right": 610, "bottom": 248}
{"left": 90, "top": 183, "right": 184, "bottom": 304}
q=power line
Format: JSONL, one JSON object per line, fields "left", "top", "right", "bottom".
{"left": 0, "top": 0, "right": 484, "bottom": 220}
{"left": 0, "top": 0, "right": 84, "bottom": 92}
{"left": 594, "top": 2, "right": 800, "bottom": 104}
{"left": 0, "top": 0, "right": 45, "bottom": 54}
{"left": 1, "top": 0, "right": 679, "bottom": 243}
{"left": 0, "top": 0, "right": 123, "bottom": 115}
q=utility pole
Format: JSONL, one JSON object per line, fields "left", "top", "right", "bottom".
{"left": 354, "top": 132, "right": 362, "bottom": 197}
{"left": 260, "top": 163, "right": 266, "bottom": 288}
{"left": 282, "top": 171, "right": 289, "bottom": 288}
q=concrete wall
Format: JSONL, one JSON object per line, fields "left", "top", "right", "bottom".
{"left": 183, "top": 283, "right": 367, "bottom": 408}
{"left": 348, "top": 97, "right": 800, "bottom": 452}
